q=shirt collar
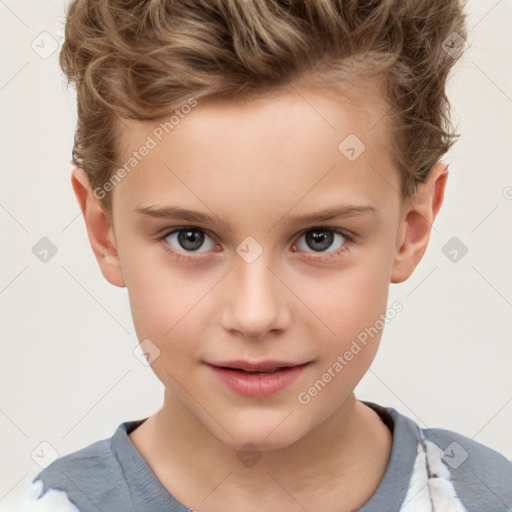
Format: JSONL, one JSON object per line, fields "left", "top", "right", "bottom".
{"left": 111, "top": 401, "right": 422, "bottom": 511}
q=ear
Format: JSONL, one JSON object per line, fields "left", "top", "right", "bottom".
{"left": 71, "top": 167, "right": 126, "bottom": 288}
{"left": 391, "top": 161, "right": 448, "bottom": 284}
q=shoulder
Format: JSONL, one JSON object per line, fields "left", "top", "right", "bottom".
{"left": 421, "top": 425, "right": 512, "bottom": 510}
{"left": 34, "top": 437, "right": 122, "bottom": 492}
{"left": 7, "top": 433, "right": 132, "bottom": 512}
{"left": 4, "top": 479, "right": 80, "bottom": 512}
{"left": 366, "top": 402, "right": 512, "bottom": 511}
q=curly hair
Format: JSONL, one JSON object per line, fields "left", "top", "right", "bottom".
{"left": 59, "top": 0, "right": 468, "bottom": 213}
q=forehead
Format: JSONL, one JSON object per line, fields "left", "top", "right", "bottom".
{"left": 122, "top": 84, "right": 390, "bottom": 155}
{"left": 112, "top": 86, "right": 398, "bottom": 221}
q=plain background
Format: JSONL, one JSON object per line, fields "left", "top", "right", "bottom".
{"left": 1, "top": 0, "right": 511, "bottom": 506}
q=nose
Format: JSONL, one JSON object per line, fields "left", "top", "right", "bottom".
{"left": 220, "top": 254, "right": 291, "bottom": 340}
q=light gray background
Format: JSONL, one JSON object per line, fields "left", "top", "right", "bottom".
{"left": 1, "top": 0, "right": 511, "bottom": 506}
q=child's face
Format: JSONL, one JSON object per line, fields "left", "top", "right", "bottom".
{"left": 79, "top": 87, "right": 442, "bottom": 450}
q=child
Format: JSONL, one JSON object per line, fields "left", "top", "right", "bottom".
{"left": 11, "top": 0, "right": 512, "bottom": 511}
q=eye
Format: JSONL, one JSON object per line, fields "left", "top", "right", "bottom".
{"left": 160, "top": 227, "right": 218, "bottom": 260}
{"left": 158, "top": 226, "right": 353, "bottom": 262}
{"left": 294, "top": 227, "right": 352, "bottom": 259}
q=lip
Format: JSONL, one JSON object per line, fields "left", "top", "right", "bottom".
{"left": 206, "top": 361, "right": 311, "bottom": 397}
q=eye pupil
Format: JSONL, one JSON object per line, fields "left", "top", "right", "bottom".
{"left": 178, "top": 229, "right": 204, "bottom": 251}
{"left": 305, "top": 230, "right": 334, "bottom": 251}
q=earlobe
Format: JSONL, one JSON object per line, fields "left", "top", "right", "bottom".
{"left": 390, "top": 161, "right": 448, "bottom": 284}
{"left": 71, "top": 168, "right": 126, "bottom": 288}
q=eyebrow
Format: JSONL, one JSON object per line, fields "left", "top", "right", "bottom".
{"left": 136, "top": 203, "right": 376, "bottom": 228}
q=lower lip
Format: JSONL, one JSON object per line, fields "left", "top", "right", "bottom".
{"left": 207, "top": 363, "right": 310, "bottom": 397}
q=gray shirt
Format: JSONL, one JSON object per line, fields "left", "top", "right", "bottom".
{"left": 17, "top": 401, "right": 512, "bottom": 511}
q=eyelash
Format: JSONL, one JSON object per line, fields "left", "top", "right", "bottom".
{"left": 157, "top": 226, "right": 354, "bottom": 262}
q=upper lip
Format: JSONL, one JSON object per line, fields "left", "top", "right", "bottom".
{"left": 207, "top": 360, "right": 309, "bottom": 372}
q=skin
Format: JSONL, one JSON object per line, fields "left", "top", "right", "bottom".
{"left": 72, "top": 85, "right": 447, "bottom": 511}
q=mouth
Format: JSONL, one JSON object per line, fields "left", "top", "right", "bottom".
{"left": 206, "top": 361, "right": 312, "bottom": 397}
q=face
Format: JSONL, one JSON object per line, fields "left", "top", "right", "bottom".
{"left": 104, "top": 87, "right": 405, "bottom": 450}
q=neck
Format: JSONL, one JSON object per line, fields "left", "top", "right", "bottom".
{"left": 129, "top": 392, "right": 392, "bottom": 510}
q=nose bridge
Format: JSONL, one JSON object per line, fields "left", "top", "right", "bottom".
{"left": 222, "top": 246, "right": 288, "bottom": 338}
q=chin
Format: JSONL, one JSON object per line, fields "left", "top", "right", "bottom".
{"left": 213, "top": 421, "right": 306, "bottom": 453}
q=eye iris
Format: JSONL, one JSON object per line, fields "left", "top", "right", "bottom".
{"left": 178, "top": 230, "right": 204, "bottom": 251}
{"left": 306, "top": 230, "right": 334, "bottom": 251}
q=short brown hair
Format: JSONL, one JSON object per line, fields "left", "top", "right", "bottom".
{"left": 59, "top": 0, "right": 468, "bottom": 212}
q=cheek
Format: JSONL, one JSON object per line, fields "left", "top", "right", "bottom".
{"left": 124, "top": 254, "right": 220, "bottom": 377}
{"left": 127, "top": 269, "right": 205, "bottom": 339}
{"left": 305, "top": 260, "right": 391, "bottom": 342}
{"left": 294, "top": 267, "right": 390, "bottom": 416}
{"left": 296, "top": 248, "right": 393, "bottom": 397}
{"left": 118, "top": 233, "right": 201, "bottom": 336}
{"left": 127, "top": 273, "right": 203, "bottom": 388}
